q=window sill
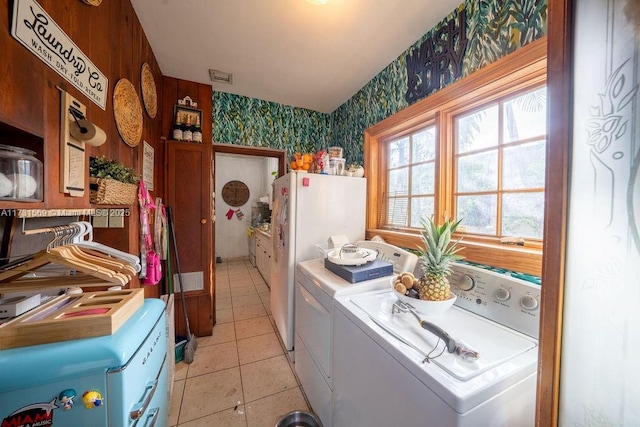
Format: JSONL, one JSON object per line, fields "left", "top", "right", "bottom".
{"left": 365, "top": 228, "right": 542, "bottom": 277}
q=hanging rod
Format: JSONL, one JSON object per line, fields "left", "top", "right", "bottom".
{"left": 18, "top": 209, "right": 96, "bottom": 236}
{"left": 21, "top": 220, "right": 59, "bottom": 236}
{"left": 20, "top": 219, "right": 84, "bottom": 236}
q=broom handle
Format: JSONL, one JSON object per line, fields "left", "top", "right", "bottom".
{"left": 167, "top": 206, "right": 192, "bottom": 338}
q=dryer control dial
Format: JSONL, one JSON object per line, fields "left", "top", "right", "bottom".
{"left": 457, "top": 274, "right": 475, "bottom": 291}
{"left": 495, "top": 287, "right": 510, "bottom": 301}
{"left": 520, "top": 295, "right": 539, "bottom": 310}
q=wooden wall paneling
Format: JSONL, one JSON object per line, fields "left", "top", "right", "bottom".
{"left": 149, "top": 60, "right": 165, "bottom": 198}
{"left": 176, "top": 80, "right": 200, "bottom": 107}
{"left": 198, "top": 83, "right": 213, "bottom": 144}
{"left": 0, "top": 0, "right": 168, "bottom": 281}
{"left": 162, "top": 76, "right": 178, "bottom": 139}
{"left": 106, "top": 0, "right": 122, "bottom": 161}
{"left": 118, "top": 1, "right": 136, "bottom": 172}
{"left": 162, "top": 77, "right": 213, "bottom": 143}
{"left": 40, "top": 1, "right": 86, "bottom": 208}
{"left": 86, "top": 0, "right": 113, "bottom": 161}
{"left": 119, "top": 0, "right": 134, "bottom": 83}
{"left": 130, "top": 4, "right": 143, "bottom": 175}
{"left": 0, "top": 1, "right": 45, "bottom": 137}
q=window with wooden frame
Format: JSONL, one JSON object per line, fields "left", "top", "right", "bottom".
{"left": 452, "top": 85, "right": 547, "bottom": 240}
{"left": 385, "top": 124, "right": 437, "bottom": 228}
{"left": 364, "top": 38, "right": 547, "bottom": 276}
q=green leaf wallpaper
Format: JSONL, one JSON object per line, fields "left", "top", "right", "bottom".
{"left": 212, "top": 0, "right": 547, "bottom": 166}
{"left": 213, "top": 92, "right": 331, "bottom": 156}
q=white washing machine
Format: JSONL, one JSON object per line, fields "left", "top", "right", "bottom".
{"left": 294, "top": 241, "right": 418, "bottom": 427}
{"left": 331, "top": 262, "right": 541, "bottom": 427}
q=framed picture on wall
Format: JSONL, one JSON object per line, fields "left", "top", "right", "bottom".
{"left": 173, "top": 105, "right": 202, "bottom": 126}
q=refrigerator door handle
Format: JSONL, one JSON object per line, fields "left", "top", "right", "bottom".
{"left": 130, "top": 379, "right": 158, "bottom": 420}
{"left": 143, "top": 407, "right": 160, "bottom": 427}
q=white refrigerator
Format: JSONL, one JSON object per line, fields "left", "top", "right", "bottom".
{"left": 270, "top": 172, "right": 366, "bottom": 360}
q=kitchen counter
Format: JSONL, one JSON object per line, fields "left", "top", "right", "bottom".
{"left": 255, "top": 228, "right": 271, "bottom": 238}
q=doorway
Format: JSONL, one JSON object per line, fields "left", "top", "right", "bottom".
{"left": 212, "top": 144, "right": 286, "bottom": 265}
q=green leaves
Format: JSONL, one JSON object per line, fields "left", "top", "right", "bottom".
{"left": 417, "top": 216, "right": 465, "bottom": 275}
{"left": 89, "top": 156, "right": 139, "bottom": 184}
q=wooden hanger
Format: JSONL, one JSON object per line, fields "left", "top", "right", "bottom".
{"left": 49, "top": 246, "right": 133, "bottom": 283}
{"left": 0, "top": 274, "right": 117, "bottom": 293}
{"left": 0, "top": 249, "right": 130, "bottom": 286}
{"left": 0, "top": 226, "right": 137, "bottom": 292}
{"left": 54, "top": 245, "right": 137, "bottom": 276}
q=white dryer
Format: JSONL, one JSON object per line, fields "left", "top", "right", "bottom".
{"left": 294, "top": 241, "right": 417, "bottom": 427}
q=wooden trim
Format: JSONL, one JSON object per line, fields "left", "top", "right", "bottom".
{"left": 536, "top": 1, "right": 572, "bottom": 425}
{"left": 365, "top": 38, "right": 548, "bottom": 275}
{"left": 365, "top": 228, "right": 542, "bottom": 276}
{"left": 212, "top": 143, "right": 287, "bottom": 177}
{"left": 364, "top": 131, "right": 379, "bottom": 228}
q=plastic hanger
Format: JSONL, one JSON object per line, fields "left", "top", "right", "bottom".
{"left": 71, "top": 221, "right": 142, "bottom": 273}
{"left": 0, "top": 227, "right": 130, "bottom": 287}
{"left": 56, "top": 225, "right": 136, "bottom": 278}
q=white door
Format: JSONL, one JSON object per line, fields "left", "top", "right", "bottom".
{"left": 559, "top": 0, "right": 640, "bottom": 424}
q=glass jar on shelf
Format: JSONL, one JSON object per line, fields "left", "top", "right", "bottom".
{"left": 192, "top": 125, "right": 202, "bottom": 143}
{"left": 0, "top": 144, "right": 43, "bottom": 202}
{"left": 182, "top": 123, "right": 193, "bottom": 142}
{"left": 172, "top": 122, "right": 183, "bottom": 141}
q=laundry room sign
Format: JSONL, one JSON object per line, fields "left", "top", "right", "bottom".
{"left": 404, "top": 9, "right": 468, "bottom": 105}
{"left": 11, "top": 0, "right": 108, "bottom": 110}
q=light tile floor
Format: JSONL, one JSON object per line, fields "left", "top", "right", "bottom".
{"left": 169, "top": 259, "right": 310, "bottom": 427}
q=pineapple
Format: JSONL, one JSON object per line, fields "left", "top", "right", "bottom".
{"left": 416, "top": 216, "right": 464, "bottom": 301}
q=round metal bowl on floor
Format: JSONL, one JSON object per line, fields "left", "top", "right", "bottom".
{"left": 275, "top": 410, "right": 323, "bottom": 427}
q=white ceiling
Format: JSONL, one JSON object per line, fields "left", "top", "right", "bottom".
{"left": 131, "top": 0, "right": 461, "bottom": 114}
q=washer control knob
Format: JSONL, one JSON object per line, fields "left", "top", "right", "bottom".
{"left": 495, "top": 287, "right": 510, "bottom": 301}
{"left": 457, "top": 274, "right": 475, "bottom": 291}
{"left": 520, "top": 295, "right": 539, "bottom": 310}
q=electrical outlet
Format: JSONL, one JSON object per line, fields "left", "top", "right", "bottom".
{"left": 109, "top": 210, "right": 124, "bottom": 228}
{"left": 92, "top": 215, "right": 108, "bottom": 228}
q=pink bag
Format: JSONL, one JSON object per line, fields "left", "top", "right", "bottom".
{"left": 143, "top": 250, "right": 161, "bottom": 285}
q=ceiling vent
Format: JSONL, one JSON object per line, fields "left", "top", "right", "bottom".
{"left": 209, "top": 69, "right": 233, "bottom": 85}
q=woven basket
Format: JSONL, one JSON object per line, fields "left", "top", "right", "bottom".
{"left": 113, "top": 79, "right": 143, "bottom": 147}
{"left": 141, "top": 63, "right": 158, "bottom": 118}
{"left": 89, "top": 177, "right": 138, "bottom": 205}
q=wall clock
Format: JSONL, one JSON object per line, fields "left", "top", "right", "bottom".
{"left": 221, "top": 180, "right": 250, "bottom": 207}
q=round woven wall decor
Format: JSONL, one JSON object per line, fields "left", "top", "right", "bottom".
{"left": 113, "top": 78, "right": 143, "bottom": 147}
{"left": 140, "top": 63, "right": 158, "bottom": 118}
{"left": 81, "top": 0, "right": 103, "bottom": 6}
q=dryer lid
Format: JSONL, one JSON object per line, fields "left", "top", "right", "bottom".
{"left": 351, "top": 291, "right": 537, "bottom": 381}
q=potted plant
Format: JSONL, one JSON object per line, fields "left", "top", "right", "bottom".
{"left": 89, "top": 156, "right": 139, "bottom": 204}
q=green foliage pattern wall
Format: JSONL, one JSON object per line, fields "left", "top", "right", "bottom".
{"left": 213, "top": 0, "right": 547, "bottom": 165}
{"left": 212, "top": 92, "right": 330, "bottom": 156}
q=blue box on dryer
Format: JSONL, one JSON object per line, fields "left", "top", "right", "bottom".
{"left": 324, "top": 258, "right": 394, "bottom": 283}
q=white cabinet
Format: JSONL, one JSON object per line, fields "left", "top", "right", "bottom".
{"left": 255, "top": 230, "right": 271, "bottom": 286}
{"left": 248, "top": 231, "right": 256, "bottom": 267}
